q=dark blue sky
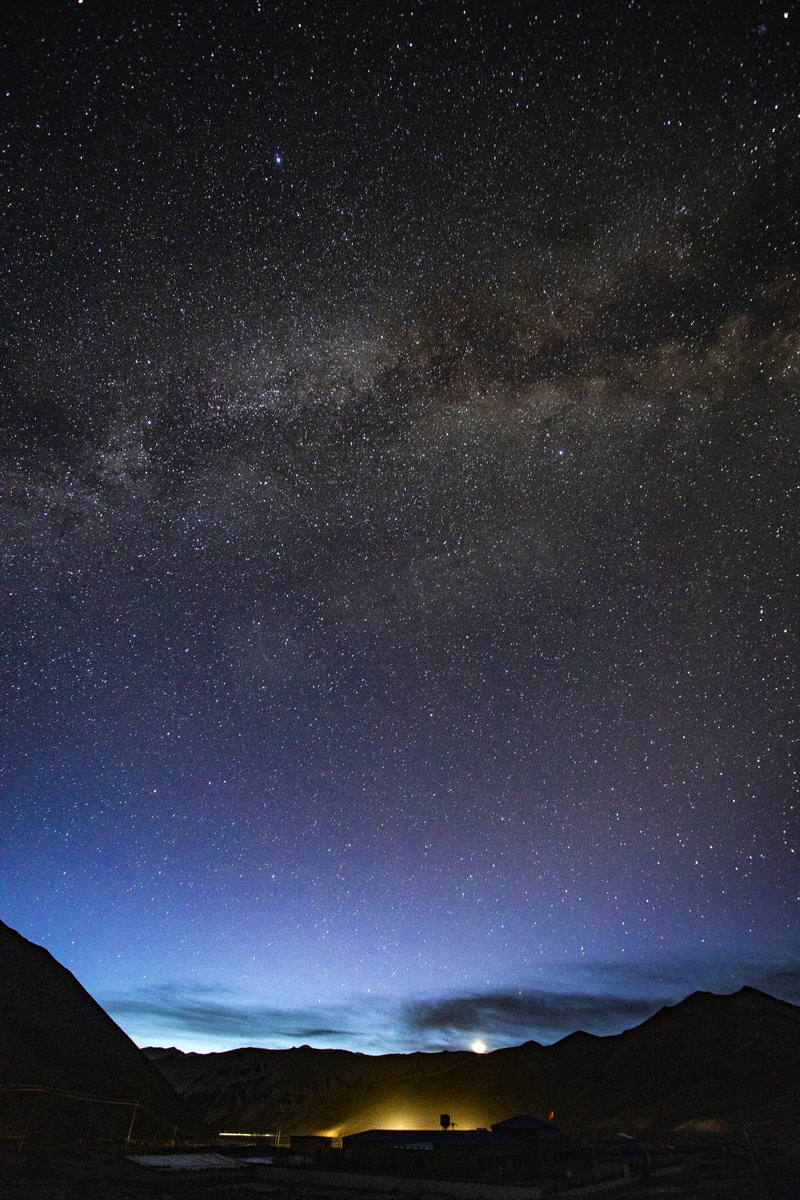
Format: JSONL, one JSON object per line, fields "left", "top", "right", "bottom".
{"left": 3, "top": 0, "right": 798, "bottom": 1054}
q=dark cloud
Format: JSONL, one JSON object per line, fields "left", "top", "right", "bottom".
{"left": 404, "top": 962, "right": 800, "bottom": 1046}
{"left": 405, "top": 989, "right": 671, "bottom": 1042}
{"left": 108, "top": 981, "right": 669, "bottom": 1051}
{"left": 747, "top": 964, "right": 800, "bottom": 1003}
{"left": 104, "top": 965, "right": 799, "bottom": 1053}
{"left": 579, "top": 960, "right": 800, "bottom": 1006}
{"left": 104, "top": 984, "right": 355, "bottom": 1044}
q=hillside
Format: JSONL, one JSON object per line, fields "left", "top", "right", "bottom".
{"left": 0, "top": 921, "right": 199, "bottom": 1139}
{"left": 144, "top": 987, "right": 800, "bottom": 1145}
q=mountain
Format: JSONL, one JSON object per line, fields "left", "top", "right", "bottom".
{"left": 0, "top": 920, "right": 199, "bottom": 1139}
{"left": 144, "top": 987, "right": 800, "bottom": 1146}
{"left": 4, "top": 917, "right": 794, "bottom": 1148}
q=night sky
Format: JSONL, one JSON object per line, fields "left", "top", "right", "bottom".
{"left": 4, "top": 0, "right": 798, "bottom": 1056}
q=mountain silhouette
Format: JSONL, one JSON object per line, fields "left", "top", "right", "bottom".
{"left": 0, "top": 920, "right": 198, "bottom": 1138}
{"left": 144, "top": 987, "right": 799, "bottom": 1144}
{"left": 3, "top": 920, "right": 795, "bottom": 1147}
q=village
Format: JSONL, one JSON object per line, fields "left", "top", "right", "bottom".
{"left": 3, "top": 1088, "right": 788, "bottom": 1200}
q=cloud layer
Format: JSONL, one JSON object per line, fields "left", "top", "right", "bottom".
{"left": 404, "top": 989, "right": 669, "bottom": 1042}
{"left": 106, "top": 984, "right": 356, "bottom": 1045}
{"left": 104, "top": 960, "right": 800, "bottom": 1054}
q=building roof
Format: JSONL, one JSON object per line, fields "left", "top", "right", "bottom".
{"left": 344, "top": 1129, "right": 520, "bottom": 1147}
{"left": 491, "top": 1115, "right": 565, "bottom": 1140}
{"left": 491, "top": 1115, "right": 553, "bottom": 1132}
{"left": 127, "top": 1155, "right": 241, "bottom": 1172}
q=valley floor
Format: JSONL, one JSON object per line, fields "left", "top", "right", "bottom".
{"left": 1, "top": 1145, "right": 797, "bottom": 1200}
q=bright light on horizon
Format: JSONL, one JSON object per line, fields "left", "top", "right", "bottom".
{"left": 470, "top": 1039, "right": 487, "bottom": 1053}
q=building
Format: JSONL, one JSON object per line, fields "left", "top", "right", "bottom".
{"left": 343, "top": 1116, "right": 585, "bottom": 1184}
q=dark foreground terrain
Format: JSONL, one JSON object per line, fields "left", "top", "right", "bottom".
{"left": 2, "top": 1141, "right": 799, "bottom": 1200}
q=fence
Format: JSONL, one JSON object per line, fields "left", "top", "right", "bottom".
{"left": 0, "top": 1085, "right": 180, "bottom": 1148}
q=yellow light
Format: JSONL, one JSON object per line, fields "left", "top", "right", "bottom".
{"left": 470, "top": 1039, "right": 487, "bottom": 1053}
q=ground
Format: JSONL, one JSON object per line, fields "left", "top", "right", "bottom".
{"left": 1, "top": 1144, "right": 799, "bottom": 1200}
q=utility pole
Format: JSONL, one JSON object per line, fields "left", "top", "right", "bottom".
{"left": 19, "top": 1089, "right": 41, "bottom": 1149}
{"left": 124, "top": 1102, "right": 139, "bottom": 1152}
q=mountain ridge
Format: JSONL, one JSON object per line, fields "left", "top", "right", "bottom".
{"left": 2, "top": 918, "right": 795, "bottom": 1146}
{"left": 0, "top": 920, "right": 200, "bottom": 1137}
{"left": 142, "top": 985, "right": 800, "bottom": 1145}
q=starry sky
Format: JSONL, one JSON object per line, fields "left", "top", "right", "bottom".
{"left": 3, "top": 0, "right": 798, "bottom": 1056}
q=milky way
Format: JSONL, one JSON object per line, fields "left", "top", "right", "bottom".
{"left": 3, "top": 0, "right": 798, "bottom": 1053}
